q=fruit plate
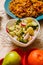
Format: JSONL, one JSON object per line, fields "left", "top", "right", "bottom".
{"left": 0, "top": 48, "right": 37, "bottom": 65}
{"left": 4, "top": 0, "right": 43, "bottom": 21}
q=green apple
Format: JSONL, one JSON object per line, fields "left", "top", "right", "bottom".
{"left": 2, "top": 51, "right": 21, "bottom": 65}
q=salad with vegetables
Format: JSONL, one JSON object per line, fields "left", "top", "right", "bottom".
{"left": 6, "top": 18, "right": 38, "bottom": 43}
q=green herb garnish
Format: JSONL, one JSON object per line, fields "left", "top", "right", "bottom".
{"left": 16, "top": 19, "right": 21, "bottom": 25}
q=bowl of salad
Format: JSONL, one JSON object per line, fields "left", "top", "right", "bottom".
{"left": 6, "top": 17, "right": 40, "bottom": 47}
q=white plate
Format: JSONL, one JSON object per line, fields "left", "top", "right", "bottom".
{"left": 6, "top": 17, "right": 40, "bottom": 47}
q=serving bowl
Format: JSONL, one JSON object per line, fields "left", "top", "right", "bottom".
{"left": 4, "top": 0, "right": 43, "bottom": 21}
{"left": 6, "top": 17, "right": 40, "bottom": 47}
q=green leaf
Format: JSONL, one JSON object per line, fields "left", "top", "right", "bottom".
{"left": 16, "top": 19, "right": 21, "bottom": 25}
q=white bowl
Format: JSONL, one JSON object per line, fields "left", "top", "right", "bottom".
{"left": 6, "top": 17, "right": 40, "bottom": 47}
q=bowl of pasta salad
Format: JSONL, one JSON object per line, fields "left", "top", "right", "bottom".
{"left": 6, "top": 17, "right": 40, "bottom": 47}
